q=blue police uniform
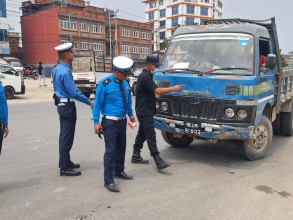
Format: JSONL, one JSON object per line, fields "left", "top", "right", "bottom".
{"left": 53, "top": 61, "right": 91, "bottom": 169}
{"left": 0, "top": 82, "right": 8, "bottom": 155}
{"left": 92, "top": 73, "right": 134, "bottom": 185}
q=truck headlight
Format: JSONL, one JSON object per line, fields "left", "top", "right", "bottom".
{"left": 161, "top": 102, "right": 168, "bottom": 112}
{"left": 236, "top": 109, "right": 247, "bottom": 119}
{"left": 156, "top": 101, "right": 160, "bottom": 109}
{"left": 224, "top": 108, "right": 234, "bottom": 118}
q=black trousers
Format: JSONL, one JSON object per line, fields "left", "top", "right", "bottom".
{"left": 133, "top": 116, "right": 159, "bottom": 157}
{"left": 57, "top": 102, "right": 77, "bottom": 169}
{"left": 0, "top": 122, "right": 3, "bottom": 155}
{"left": 102, "top": 117, "right": 127, "bottom": 184}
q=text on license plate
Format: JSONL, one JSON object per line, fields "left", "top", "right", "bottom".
{"left": 184, "top": 121, "right": 200, "bottom": 135}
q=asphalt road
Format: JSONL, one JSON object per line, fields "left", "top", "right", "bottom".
{"left": 0, "top": 101, "right": 293, "bottom": 220}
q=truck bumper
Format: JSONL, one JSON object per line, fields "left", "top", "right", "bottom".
{"left": 154, "top": 116, "right": 254, "bottom": 140}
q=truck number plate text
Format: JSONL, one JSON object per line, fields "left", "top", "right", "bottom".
{"left": 184, "top": 121, "right": 200, "bottom": 135}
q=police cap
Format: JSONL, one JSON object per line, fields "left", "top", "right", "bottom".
{"left": 146, "top": 54, "right": 162, "bottom": 67}
{"left": 54, "top": 42, "right": 73, "bottom": 53}
{"left": 113, "top": 56, "right": 134, "bottom": 76}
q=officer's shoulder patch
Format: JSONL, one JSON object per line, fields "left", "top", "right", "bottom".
{"left": 102, "top": 78, "right": 111, "bottom": 86}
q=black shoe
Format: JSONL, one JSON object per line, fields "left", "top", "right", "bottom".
{"left": 70, "top": 162, "right": 80, "bottom": 169}
{"left": 104, "top": 183, "right": 120, "bottom": 192}
{"left": 60, "top": 168, "right": 81, "bottom": 176}
{"left": 131, "top": 149, "right": 149, "bottom": 164}
{"left": 114, "top": 171, "right": 133, "bottom": 180}
{"left": 153, "top": 155, "right": 170, "bottom": 170}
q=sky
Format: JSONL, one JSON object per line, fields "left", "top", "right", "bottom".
{"left": 6, "top": 0, "right": 293, "bottom": 53}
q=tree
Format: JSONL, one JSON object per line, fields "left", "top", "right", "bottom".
{"left": 281, "top": 54, "right": 288, "bottom": 67}
{"left": 161, "top": 37, "right": 171, "bottom": 50}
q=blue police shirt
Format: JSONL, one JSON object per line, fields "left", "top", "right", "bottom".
{"left": 92, "top": 74, "right": 134, "bottom": 124}
{"left": 53, "top": 62, "right": 91, "bottom": 105}
{"left": 0, "top": 82, "right": 8, "bottom": 126}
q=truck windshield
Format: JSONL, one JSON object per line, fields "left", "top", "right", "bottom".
{"left": 160, "top": 33, "right": 254, "bottom": 75}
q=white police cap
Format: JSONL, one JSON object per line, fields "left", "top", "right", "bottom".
{"left": 54, "top": 42, "right": 73, "bottom": 52}
{"left": 113, "top": 56, "right": 133, "bottom": 75}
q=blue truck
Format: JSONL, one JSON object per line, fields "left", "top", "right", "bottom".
{"left": 154, "top": 18, "right": 293, "bottom": 160}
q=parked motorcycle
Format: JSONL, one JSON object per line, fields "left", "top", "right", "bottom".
{"left": 23, "top": 65, "right": 38, "bottom": 80}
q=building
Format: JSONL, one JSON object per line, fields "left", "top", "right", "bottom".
{"left": 0, "top": 0, "right": 10, "bottom": 56}
{"left": 284, "top": 51, "right": 293, "bottom": 68}
{"left": 144, "top": 0, "right": 223, "bottom": 51}
{"left": 20, "top": 0, "right": 152, "bottom": 72}
{"left": 8, "top": 32, "right": 22, "bottom": 60}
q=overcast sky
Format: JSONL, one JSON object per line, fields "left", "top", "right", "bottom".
{"left": 6, "top": 0, "right": 293, "bottom": 53}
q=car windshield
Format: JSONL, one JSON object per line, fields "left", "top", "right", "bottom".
{"left": 160, "top": 33, "right": 254, "bottom": 75}
{"left": 11, "top": 62, "right": 22, "bottom": 67}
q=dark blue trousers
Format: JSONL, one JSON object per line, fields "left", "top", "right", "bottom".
{"left": 0, "top": 122, "right": 3, "bottom": 155}
{"left": 102, "top": 117, "right": 127, "bottom": 184}
{"left": 57, "top": 102, "right": 77, "bottom": 169}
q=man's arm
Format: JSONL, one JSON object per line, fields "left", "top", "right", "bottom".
{"left": 155, "top": 85, "right": 184, "bottom": 95}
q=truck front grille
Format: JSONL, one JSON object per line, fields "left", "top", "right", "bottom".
{"left": 172, "top": 99, "right": 220, "bottom": 120}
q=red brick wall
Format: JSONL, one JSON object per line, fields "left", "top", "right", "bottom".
{"left": 21, "top": 8, "right": 60, "bottom": 65}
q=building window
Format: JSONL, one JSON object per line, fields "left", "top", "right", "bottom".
{"left": 150, "top": 2, "right": 156, "bottom": 8}
{"left": 122, "top": 44, "right": 130, "bottom": 53}
{"left": 132, "top": 45, "right": 139, "bottom": 54}
{"left": 159, "top": 20, "right": 166, "bottom": 28}
{"left": 185, "top": 0, "right": 191, "bottom": 2}
{"left": 200, "top": 19, "right": 206, "bottom": 25}
{"left": 173, "top": 0, "right": 178, "bottom": 2}
{"left": 80, "top": 22, "right": 89, "bottom": 32}
{"left": 159, "top": 31, "right": 165, "bottom": 39}
{"left": 122, "top": 28, "right": 130, "bottom": 37}
{"left": 160, "top": 9, "right": 166, "bottom": 18}
{"left": 218, "top": 1, "right": 222, "bottom": 8}
{"left": 61, "top": 20, "right": 76, "bottom": 30}
{"left": 92, "top": 24, "right": 103, "bottom": 34}
{"left": 149, "top": 12, "right": 154, "bottom": 20}
{"left": 172, "top": 6, "right": 179, "bottom": 15}
{"left": 201, "top": 0, "right": 210, "bottom": 2}
{"left": 81, "top": 41, "right": 89, "bottom": 50}
{"left": 61, "top": 39, "right": 71, "bottom": 45}
{"left": 141, "top": 32, "right": 150, "bottom": 40}
{"left": 92, "top": 42, "right": 103, "bottom": 51}
{"left": 72, "top": 41, "right": 77, "bottom": 49}
{"left": 133, "top": 30, "right": 139, "bottom": 38}
{"left": 200, "top": 7, "right": 208, "bottom": 16}
{"left": 186, "top": 17, "right": 194, "bottom": 25}
{"left": 159, "top": 0, "right": 164, "bottom": 5}
{"left": 141, "top": 46, "right": 149, "bottom": 54}
{"left": 186, "top": 5, "right": 194, "bottom": 14}
{"left": 172, "top": 18, "right": 178, "bottom": 27}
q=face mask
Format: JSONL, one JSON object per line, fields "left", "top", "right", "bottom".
{"left": 151, "top": 68, "right": 158, "bottom": 74}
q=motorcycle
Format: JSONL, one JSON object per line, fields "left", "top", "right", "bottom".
{"left": 23, "top": 65, "right": 38, "bottom": 80}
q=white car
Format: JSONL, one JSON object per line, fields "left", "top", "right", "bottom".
{"left": 9, "top": 62, "right": 24, "bottom": 72}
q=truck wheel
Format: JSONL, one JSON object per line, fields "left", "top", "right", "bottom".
{"left": 272, "top": 113, "right": 282, "bottom": 135}
{"left": 281, "top": 105, "right": 293, "bottom": 136}
{"left": 4, "top": 87, "right": 15, "bottom": 99}
{"left": 161, "top": 131, "right": 193, "bottom": 147}
{"left": 236, "top": 116, "right": 272, "bottom": 160}
{"left": 132, "top": 83, "right": 137, "bottom": 96}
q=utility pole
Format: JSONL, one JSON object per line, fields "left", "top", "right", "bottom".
{"left": 108, "top": 11, "right": 112, "bottom": 58}
{"left": 115, "top": 10, "right": 119, "bottom": 56}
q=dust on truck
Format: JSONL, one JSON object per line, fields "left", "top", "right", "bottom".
{"left": 154, "top": 18, "right": 293, "bottom": 160}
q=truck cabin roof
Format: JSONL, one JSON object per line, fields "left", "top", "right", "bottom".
{"left": 173, "top": 23, "right": 270, "bottom": 39}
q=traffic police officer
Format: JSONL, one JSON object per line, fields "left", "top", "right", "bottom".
{"left": 131, "top": 55, "right": 183, "bottom": 170}
{"left": 93, "top": 56, "right": 135, "bottom": 193}
{"left": 0, "top": 81, "right": 9, "bottom": 155}
{"left": 53, "top": 42, "right": 94, "bottom": 176}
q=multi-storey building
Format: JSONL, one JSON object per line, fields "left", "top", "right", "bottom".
{"left": 8, "top": 32, "right": 21, "bottom": 59}
{"left": 144, "top": 0, "right": 223, "bottom": 51}
{"left": 0, "top": 0, "right": 10, "bottom": 55}
{"left": 20, "top": 0, "right": 152, "bottom": 71}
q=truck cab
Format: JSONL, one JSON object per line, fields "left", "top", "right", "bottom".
{"left": 0, "top": 64, "right": 25, "bottom": 99}
{"left": 154, "top": 18, "right": 293, "bottom": 160}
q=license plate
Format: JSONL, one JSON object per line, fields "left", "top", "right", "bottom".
{"left": 184, "top": 121, "right": 200, "bottom": 135}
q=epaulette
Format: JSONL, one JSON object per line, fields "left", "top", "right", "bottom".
{"left": 102, "top": 78, "right": 111, "bottom": 86}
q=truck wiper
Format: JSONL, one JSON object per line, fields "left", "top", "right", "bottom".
{"left": 205, "top": 67, "right": 250, "bottom": 74}
{"left": 163, "top": 68, "right": 205, "bottom": 76}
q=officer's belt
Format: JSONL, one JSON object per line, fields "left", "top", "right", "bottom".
{"left": 105, "top": 116, "right": 126, "bottom": 121}
{"left": 59, "top": 98, "right": 75, "bottom": 102}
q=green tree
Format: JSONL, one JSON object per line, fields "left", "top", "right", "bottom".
{"left": 281, "top": 54, "right": 288, "bottom": 67}
{"left": 161, "top": 37, "right": 171, "bottom": 50}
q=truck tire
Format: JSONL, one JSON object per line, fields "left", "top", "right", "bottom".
{"left": 132, "top": 83, "right": 137, "bottom": 96}
{"left": 236, "top": 116, "right": 272, "bottom": 160}
{"left": 4, "top": 87, "right": 15, "bottom": 99}
{"left": 272, "top": 113, "right": 282, "bottom": 135}
{"left": 161, "top": 131, "right": 193, "bottom": 147}
{"left": 281, "top": 105, "right": 293, "bottom": 136}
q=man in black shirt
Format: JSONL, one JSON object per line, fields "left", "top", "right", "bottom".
{"left": 38, "top": 61, "right": 47, "bottom": 87}
{"left": 132, "top": 55, "right": 183, "bottom": 170}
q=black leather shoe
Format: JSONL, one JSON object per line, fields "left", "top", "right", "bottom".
{"left": 104, "top": 183, "right": 120, "bottom": 192}
{"left": 114, "top": 171, "right": 133, "bottom": 180}
{"left": 60, "top": 168, "right": 81, "bottom": 176}
{"left": 153, "top": 155, "right": 170, "bottom": 170}
{"left": 70, "top": 162, "right": 80, "bottom": 169}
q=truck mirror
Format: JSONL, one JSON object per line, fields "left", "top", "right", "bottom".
{"left": 265, "top": 54, "right": 276, "bottom": 69}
